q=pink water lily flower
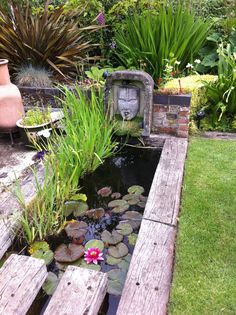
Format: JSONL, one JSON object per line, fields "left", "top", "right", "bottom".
{"left": 84, "top": 247, "right": 104, "bottom": 265}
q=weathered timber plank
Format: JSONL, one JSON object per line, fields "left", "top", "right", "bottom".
{"left": 0, "top": 254, "right": 47, "bottom": 315}
{"left": 0, "top": 145, "right": 36, "bottom": 190}
{"left": 143, "top": 138, "right": 188, "bottom": 225}
{"left": 44, "top": 266, "right": 107, "bottom": 315}
{"left": 0, "top": 219, "right": 15, "bottom": 259}
{"left": 0, "top": 163, "right": 44, "bottom": 217}
{"left": 116, "top": 220, "right": 176, "bottom": 315}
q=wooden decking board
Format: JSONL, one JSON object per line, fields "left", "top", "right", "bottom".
{"left": 0, "top": 254, "right": 47, "bottom": 315}
{"left": 116, "top": 220, "right": 176, "bottom": 315}
{"left": 143, "top": 138, "right": 188, "bottom": 226}
{"left": 44, "top": 266, "right": 107, "bottom": 315}
{"left": 0, "top": 219, "right": 15, "bottom": 259}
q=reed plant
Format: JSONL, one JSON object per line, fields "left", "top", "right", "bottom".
{"left": 115, "top": 5, "right": 210, "bottom": 81}
{"left": 16, "top": 87, "right": 117, "bottom": 244}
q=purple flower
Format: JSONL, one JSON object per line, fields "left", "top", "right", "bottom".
{"left": 35, "top": 150, "right": 48, "bottom": 161}
{"left": 97, "top": 12, "right": 105, "bottom": 26}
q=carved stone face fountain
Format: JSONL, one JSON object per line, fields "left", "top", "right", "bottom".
{"left": 104, "top": 70, "right": 154, "bottom": 136}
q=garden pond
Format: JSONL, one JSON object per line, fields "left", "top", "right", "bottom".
{"left": 4, "top": 143, "right": 161, "bottom": 315}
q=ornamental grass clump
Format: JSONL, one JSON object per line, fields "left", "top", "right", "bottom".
{"left": 115, "top": 5, "right": 210, "bottom": 81}
{"left": 15, "top": 87, "right": 117, "bottom": 244}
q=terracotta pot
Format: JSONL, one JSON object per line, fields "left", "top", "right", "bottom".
{"left": 0, "top": 59, "right": 24, "bottom": 130}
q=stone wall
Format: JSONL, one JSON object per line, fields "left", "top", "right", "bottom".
{"left": 152, "top": 94, "right": 191, "bottom": 138}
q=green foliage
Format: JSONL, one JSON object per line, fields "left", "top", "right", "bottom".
{"left": 114, "top": 6, "right": 210, "bottom": 81}
{"left": 22, "top": 108, "right": 51, "bottom": 126}
{"left": 198, "top": 28, "right": 236, "bottom": 74}
{"left": 203, "top": 44, "right": 236, "bottom": 129}
{"left": 0, "top": 4, "right": 101, "bottom": 77}
{"left": 85, "top": 65, "right": 124, "bottom": 87}
{"left": 15, "top": 88, "right": 116, "bottom": 244}
{"left": 15, "top": 66, "right": 53, "bottom": 87}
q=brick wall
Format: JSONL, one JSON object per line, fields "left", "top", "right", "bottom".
{"left": 152, "top": 94, "right": 191, "bottom": 138}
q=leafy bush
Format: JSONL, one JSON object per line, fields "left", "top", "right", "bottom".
{"left": 114, "top": 6, "right": 210, "bottom": 81}
{"left": 0, "top": 3, "right": 101, "bottom": 77}
{"left": 203, "top": 44, "right": 236, "bottom": 129}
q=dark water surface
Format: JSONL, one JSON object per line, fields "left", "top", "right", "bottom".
{"left": 27, "top": 144, "right": 161, "bottom": 315}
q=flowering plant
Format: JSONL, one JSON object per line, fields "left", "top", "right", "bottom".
{"left": 84, "top": 247, "right": 104, "bottom": 264}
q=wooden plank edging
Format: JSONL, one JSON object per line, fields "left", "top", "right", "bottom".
{"left": 143, "top": 138, "right": 188, "bottom": 226}
{"left": 117, "top": 220, "right": 176, "bottom": 315}
{"left": 0, "top": 254, "right": 47, "bottom": 315}
{"left": 44, "top": 266, "right": 107, "bottom": 315}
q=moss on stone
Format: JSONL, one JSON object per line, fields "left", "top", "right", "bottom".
{"left": 114, "top": 115, "right": 143, "bottom": 137}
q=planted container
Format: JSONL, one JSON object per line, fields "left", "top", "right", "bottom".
{"left": 0, "top": 59, "right": 25, "bottom": 130}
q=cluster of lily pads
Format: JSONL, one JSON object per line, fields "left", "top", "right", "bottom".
{"left": 28, "top": 185, "right": 147, "bottom": 297}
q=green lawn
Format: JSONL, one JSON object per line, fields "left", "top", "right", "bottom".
{"left": 169, "top": 138, "right": 236, "bottom": 315}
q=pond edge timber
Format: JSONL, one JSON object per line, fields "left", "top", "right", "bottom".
{"left": 0, "top": 133, "right": 188, "bottom": 314}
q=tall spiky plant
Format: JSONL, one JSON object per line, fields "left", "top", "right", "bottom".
{"left": 115, "top": 6, "right": 210, "bottom": 81}
{"left": 0, "top": 2, "right": 101, "bottom": 77}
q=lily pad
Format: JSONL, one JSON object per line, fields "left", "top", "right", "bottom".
{"left": 139, "top": 195, "right": 148, "bottom": 202}
{"left": 63, "top": 201, "right": 88, "bottom": 217}
{"left": 128, "top": 185, "right": 145, "bottom": 195}
{"left": 107, "top": 269, "right": 127, "bottom": 281}
{"left": 97, "top": 187, "right": 112, "bottom": 197}
{"left": 118, "top": 254, "right": 132, "bottom": 271}
{"left": 42, "top": 272, "right": 59, "bottom": 295}
{"left": 54, "top": 244, "right": 84, "bottom": 263}
{"left": 55, "top": 258, "right": 81, "bottom": 271}
{"left": 80, "top": 260, "right": 101, "bottom": 271}
{"left": 116, "top": 222, "right": 133, "bottom": 236}
{"left": 108, "top": 199, "right": 128, "bottom": 208}
{"left": 101, "top": 230, "right": 123, "bottom": 245}
{"left": 128, "top": 233, "right": 138, "bottom": 246}
{"left": 111, "top": 204, "right": 129, "bottom": 214}
{"left": 73, "top": 202, "right": 89, "bottom": 217}
{"left": 85, "top": 239, "right": 104, "bottom": 251}
{"left": 108, "top": 243, "right": 128, "bottom": 259}
{"left": 111, "top": 192, "right": 122, "bottom": 199}
{"left": 106, "top": 255, "right": 122, "bottom": 266}
{"left": 84, "top": 208, "right": 105, "bottom": 219}
{"left": 69, "top": 193, "right": 87, "bottom": 202}
{"left": 137, "top": 201, "right": 146, "bottom": 208}
{"left": 107, "top": 269, "right": 127, "bottom": 295}
{"left": 65, "top": 221, "right": 88, "bottom": 239}
{"left": 29, "top": 241, "right": 54, "bottom": 265}
{"left": 107, "top": 279, "right": 123, "bottom": 296}
{"left": 121, "top": 211, "right": 143, "bottom": 229}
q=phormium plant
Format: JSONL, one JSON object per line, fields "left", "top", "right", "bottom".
{"left": 0, "top": 3, "right": 101, "bottom": 77}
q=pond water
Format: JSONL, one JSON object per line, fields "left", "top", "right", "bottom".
{"left": 16, "top": 143, "right": 161, "bottom": 315}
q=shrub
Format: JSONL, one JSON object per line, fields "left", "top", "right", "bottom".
{"left": 203, "top": 43, "right": 236, "bottom": 129}
{"left": 114, "top": 6, "right": 210, "bottom": 81}
{"left": 0, "top": 3, "right": 101, "bottom": 78}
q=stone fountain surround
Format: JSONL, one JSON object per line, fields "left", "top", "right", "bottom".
{"left": 0, "top": 131, "right": 188, "bottom": 315}
{"left": 18, "top": 85, "right": 191, "bottom": 139}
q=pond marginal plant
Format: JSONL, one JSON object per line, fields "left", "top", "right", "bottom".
{"left": 14, "top": 87, "right": 117, "bottom": 245}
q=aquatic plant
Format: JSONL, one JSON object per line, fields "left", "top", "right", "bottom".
{"left": 15, "top": 87, "right": 117, "bottom": 244}
{"left": 84, "top": 248, "right": 104, "bottom": 265}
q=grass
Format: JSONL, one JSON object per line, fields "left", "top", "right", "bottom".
{"left": 169, "top": 138, "right": 236, "bottom": 315}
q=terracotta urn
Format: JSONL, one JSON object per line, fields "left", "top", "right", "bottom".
{"left": 0, "top": 59, "right": 24, "bottom": 130}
